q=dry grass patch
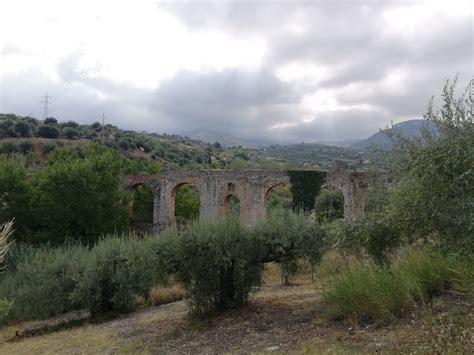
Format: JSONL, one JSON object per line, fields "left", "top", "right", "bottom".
{"left": 263, "top": 259, "right": 315, "bottom": 286}
{"left": 0, "top": 325, "right": 114, "bottom": 355}
{"left": 148, "top": 285, "right": 186, "bottom": 307}
{"left": 313, "top": 251, "right": 353, "bottom": 280}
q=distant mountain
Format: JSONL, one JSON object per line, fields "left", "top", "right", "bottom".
{"left": 186, "top": 128, "right": 262, "bottom": 148}
{"left": 314, "top": 139, "right": 361, "bottom": 147}
{"left": 351, "top": 119, "right": 438, "bottom": 150}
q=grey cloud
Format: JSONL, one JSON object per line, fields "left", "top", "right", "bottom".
{"left": 270, "top": 108, "right": 391, "bottom": 143}
{"left": 1, "top": 1, "right": 471, "bottom": 144}
{"left": 150, "top": 68, "right": 302, "bottom": 137}
{"left": 0, "top": 68, "right": 154, "bottom": 131}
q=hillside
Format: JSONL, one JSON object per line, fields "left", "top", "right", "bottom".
{"left": 255, "top": 143, "right": 363, "bottom": 168}
{"left": 186, "top": 128, "right": 262, "bottom": 148}
{"left": 352, "top": 119, "right": 438, "bottom": 150}
{"left": 0, "top": 113, "right": 388, "bottom": 171}
{"left": 0, "top": 113, "right": 292, "bottom": 172}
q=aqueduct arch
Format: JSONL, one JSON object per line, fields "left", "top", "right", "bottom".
{"left": 123, "top": 167, "right": 369, "bottom": 233}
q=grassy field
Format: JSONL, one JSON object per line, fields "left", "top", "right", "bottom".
{"left": 0, "top": 259, "right": 472, "bottom": 354}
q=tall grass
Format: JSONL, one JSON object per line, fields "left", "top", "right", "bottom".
{"left": 323, "top": 248, "right": 473, "bottom": 324}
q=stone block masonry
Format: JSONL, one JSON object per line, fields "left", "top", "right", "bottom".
{"left": 123, "top": 167, "right": 369, "bottom": 233}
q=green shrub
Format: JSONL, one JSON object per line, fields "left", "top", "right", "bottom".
{"left": 254, "top": 210, "right": 326, "bottom": 284}
{"left": 0, "top": 142, "right": 18, "bottom": 154}
{"left": 72, "top": 236, "right": 168, "bottom": 316}
{"left": 0, "top": 298, "right": 13, "bottom": 325}
{"left": 0, "top": 159, "right": 32, "bottom": 239}
{"left": 42, "top": 142, "right": 56, "bottom": 155}
{"left": 18, "top": 141, "right": 34, "bottom": 154}
{"left": 44, "top": 117, "right": 58, "bottom": 125}
{"left": 330, "top": 216, "right": 400, "bottom": 265}
{"left": 38, "top": 125, "right": 59, "bottom": 138}
{"left": 0, "top": 235, "right": 170, "bottom": 320}
{"left": 387, "top": 78, "right": 473, "bottom": 252}
{"left": 64, "top": 128, "right": 79, "bottom": 139}
{"left": 14, "top": 122, "right": 31, "bottom": 137}
{"left": 0, "top": 244, "right": 89, "bottom": 320}
{"left": 2, "top": 241, "right": 35, "bottom": 273}
{"left": 118, "top": 140, "right": 129, "bottom": 150}
{"left": 172, "top": 218, "right": 264, "bottom": 317}
{"left": 323, "top": 248, "right": 473, "bottom": 324}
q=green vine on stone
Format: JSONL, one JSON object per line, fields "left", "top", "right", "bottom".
{"left": 287, "top": 170, "right": 327, "bottom": 212}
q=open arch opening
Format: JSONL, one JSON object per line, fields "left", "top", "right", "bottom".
{"left": 129, "top": 184, "right": 154, "bottom": 233}
{"left": 265, "top": 184, "right": 293, "bottom": 215}
{"left": 315, "top": 186, "right": 344, "bottom": 224}
{"left": 224, "top": 194, "right": 240, "bottom": 218}
{"left": 173, "top": 183, "right": 200, "bottom": 226}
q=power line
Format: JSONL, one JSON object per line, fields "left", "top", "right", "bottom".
{"left": 40, "top": 94, "right": 52, "bottom": 119}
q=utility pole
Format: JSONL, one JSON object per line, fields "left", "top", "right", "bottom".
{"left": 101, "top": 113, "right": 105, "bottom": 139}
{"left": 40, "top": 94, "right": 52, "bottom": 119}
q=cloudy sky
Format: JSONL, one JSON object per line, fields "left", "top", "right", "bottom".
{"left": 0, "top": 0, "right": 471, "bottom": 143}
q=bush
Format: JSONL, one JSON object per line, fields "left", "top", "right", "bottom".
{"left": 254, "top": 210, "right": 326, "bottom": 284}
{"left": 171, "top": 219, "right": 264, "bottom": 317}
{"left": 0, "top": 299, "right": 12, "bottom": 325}
{"left": 0, "top": 142, "right": 18, "bottom": 154}
{"left": 330, "top": 216, "right": 400, "bottom": 265}
{"left": 118, "top": 140, "right": 129, "bottom": 150}
{"left": 0, "top": 215, "right": 328, "bottom": 321}
{"left": 323, "top": 248, "right": 473, "bottom": 324}
{"left": 42, "top": 142, "right": 56, "bottom": 155}
{"left": 14, "top": 122, "right": 31, "bottom": 137}
{"left": 387, "top": 78, "right": 473, "bottom": 252}
{"left": 60, "top": 120, "right": 79, "bottom": 128}
{"left": 44, "top": 117, "right": 58, "bottom": 125}
{"left": 2, "top": 241, "right": 35, "bottom": 273}
{"left": 38, "top": 125, "right": 59, "bottom": 138}
{"left": 19, "top": 141, "right": 34, "bottom": 154}
{"left": 0, "top": 244, "right": 89, "bottom": 320}
{"left": 72, "top": 236, "right": 168, "bottom": 316}
{"left": 64, "top": 128, "right": 79, "bottom": 139}
{"left": 0, "top": 235, "right": 170, "bottom": 321}
{"left": 0, "top": 159, "right": 31, "bottom": 237}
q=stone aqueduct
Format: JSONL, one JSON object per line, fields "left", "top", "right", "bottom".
{"left": 124, "top": 167, "right": 369, "bottom": 232}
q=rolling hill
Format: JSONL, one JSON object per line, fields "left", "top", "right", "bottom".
{"left": 351, "top": 119, "right": 438, "bottom": 150}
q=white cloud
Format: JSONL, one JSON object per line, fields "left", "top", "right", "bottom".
{"left": 0, "top": 0, "right": 266, "bottom": 89}
{"left": 276, "top": 62, "right": 327, "bottom": 84}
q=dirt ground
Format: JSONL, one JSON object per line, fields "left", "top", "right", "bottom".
{"left": 0, "top": 263, "right": 472, "bottom": 354}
